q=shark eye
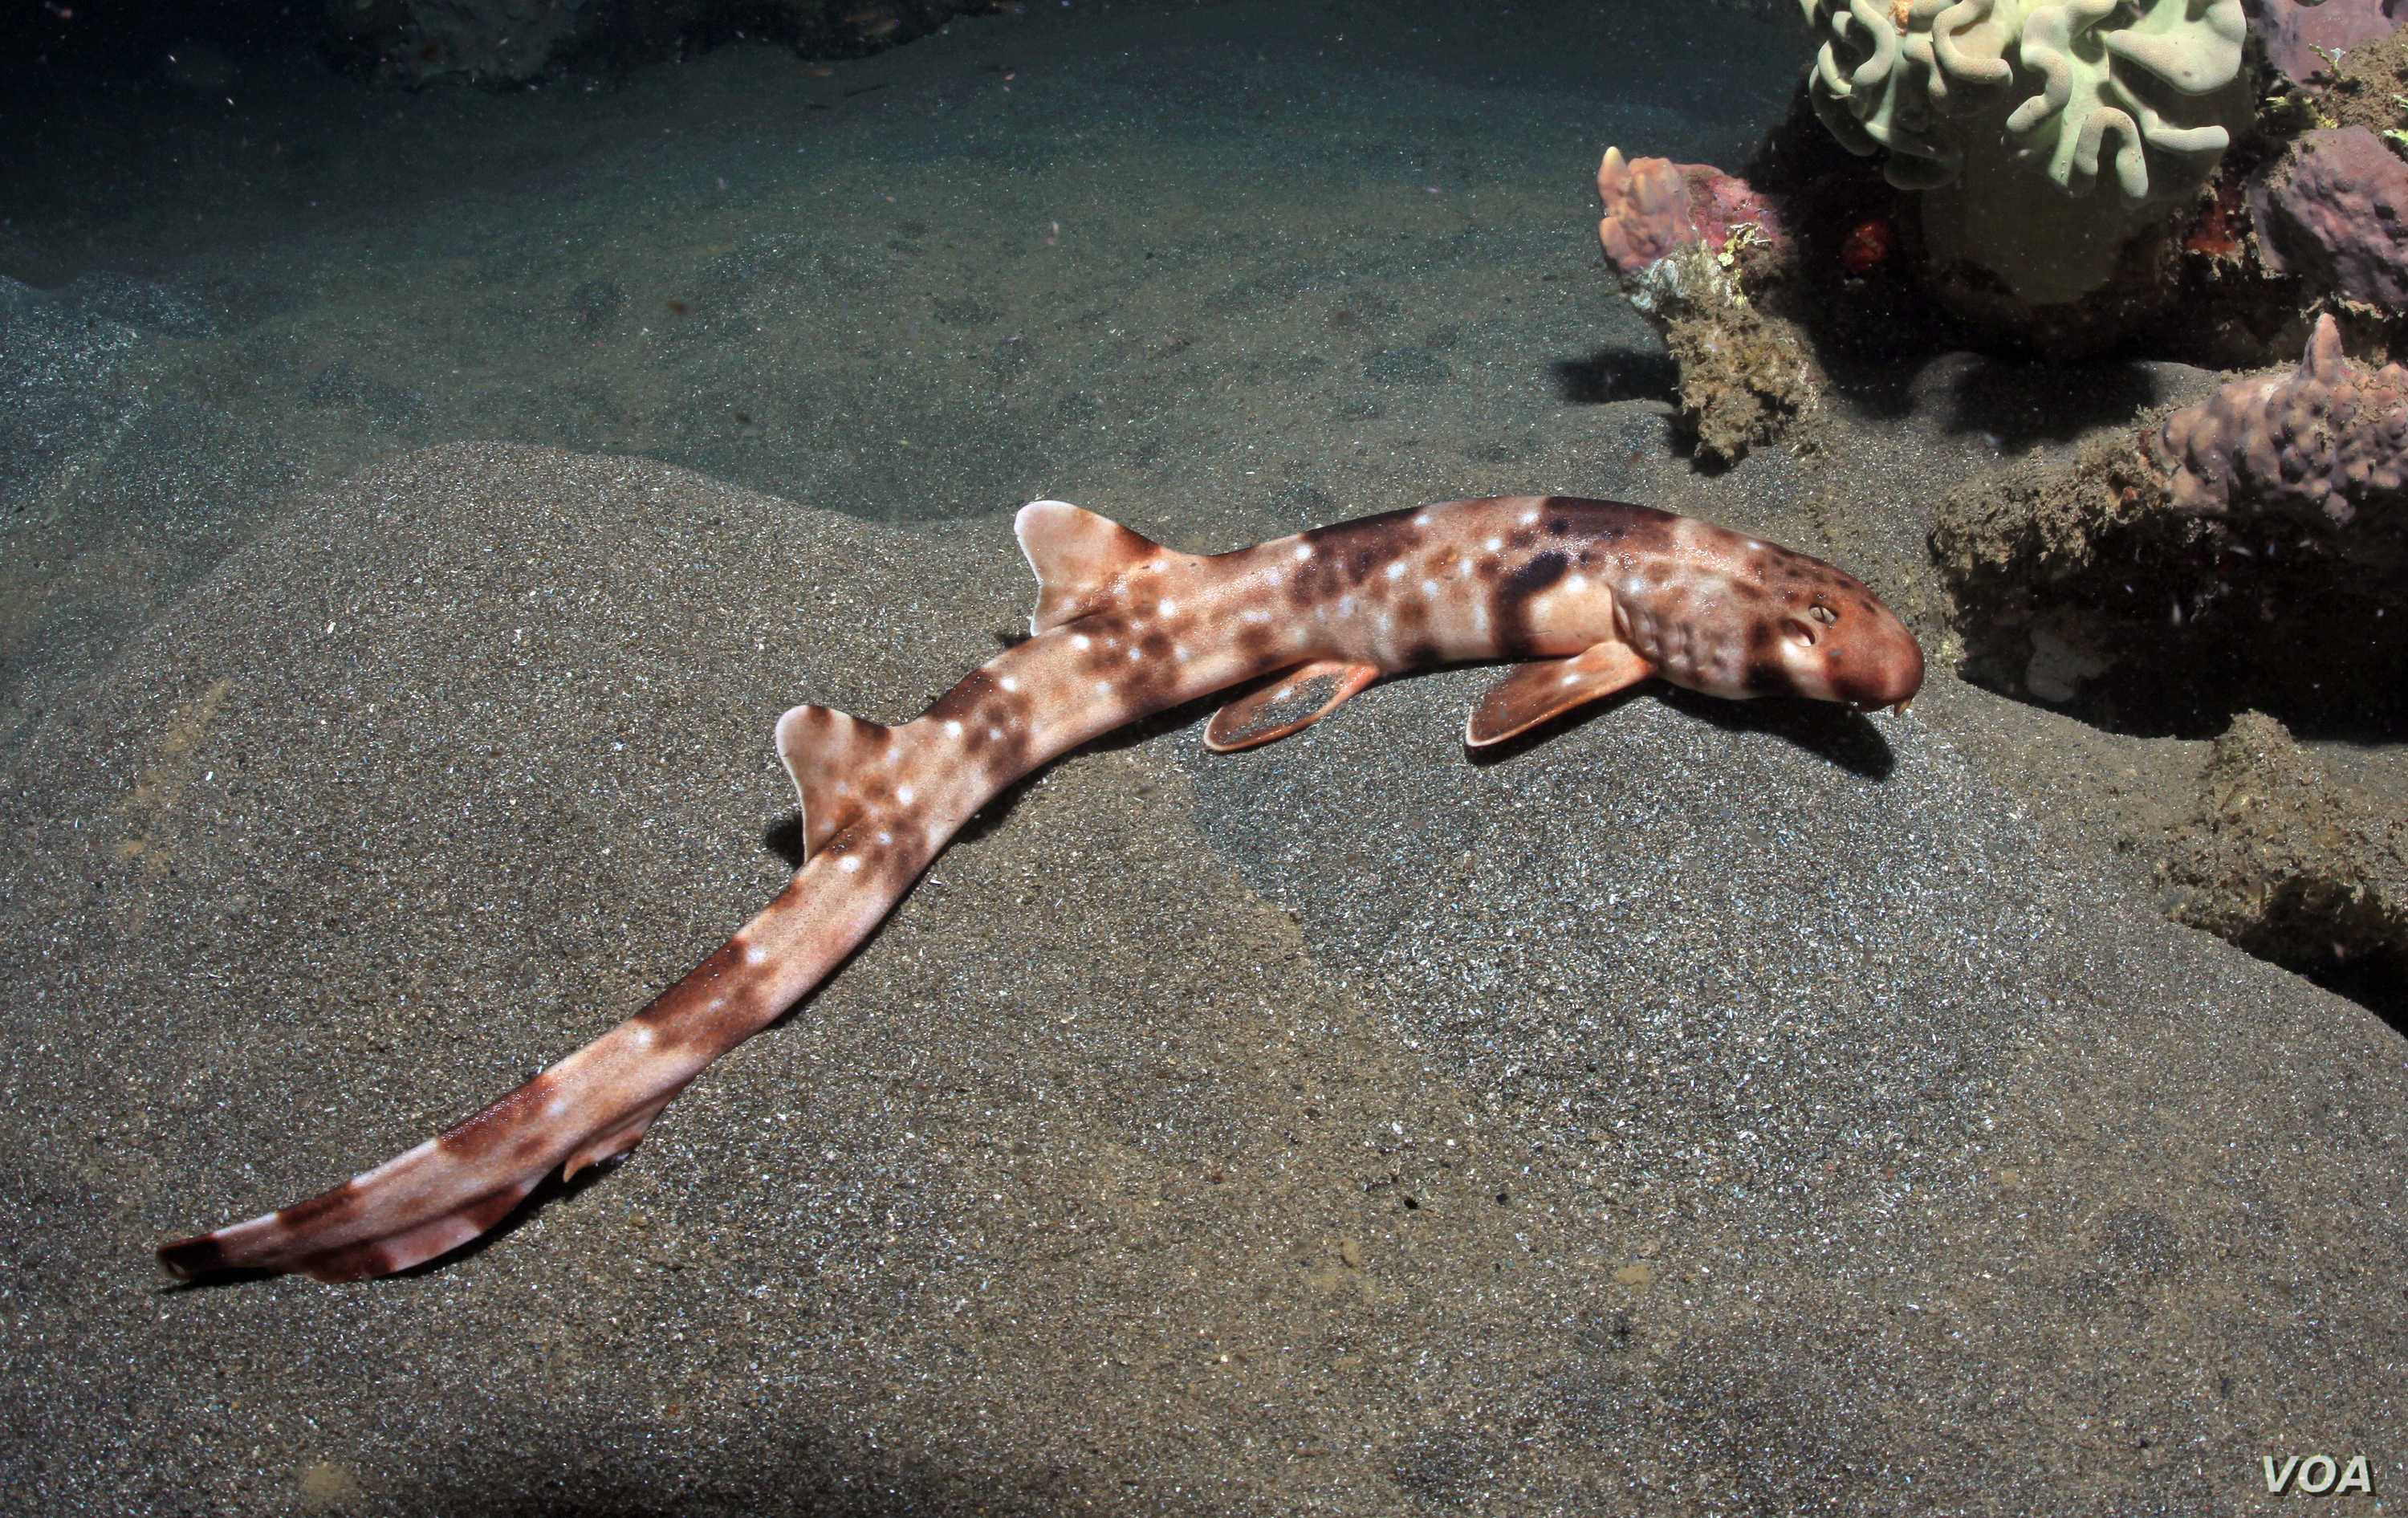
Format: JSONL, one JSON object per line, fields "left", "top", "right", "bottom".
{"left": 1807, "top": 603, "right": 1839, "bottom": 625}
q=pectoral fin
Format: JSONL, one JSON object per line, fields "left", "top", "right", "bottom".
{"left": 1204, "top": 658, "right": 1381, "bottom": 752}
{"left": 1466, "top": 641, "right": 1654, "bottom": 747}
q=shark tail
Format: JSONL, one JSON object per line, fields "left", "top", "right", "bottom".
{"left": 158, "top": 872, "right": 828, "bottom": 1283}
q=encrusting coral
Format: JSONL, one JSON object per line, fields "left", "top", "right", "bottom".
{"left": 2248, "top": 127, "right": 2408, "bottom": 316}
{"left": 1931, "top": 315, "right": 2408, "bottom": 728}
{"left": 1594, "top": 149, "right": 1820, "bottom": 465}
{"left": 1801, "top": 0, "right": 2251, "bottom": 310}
{"left": 2148, "top": 311, "right": 2408, "bottom": 525}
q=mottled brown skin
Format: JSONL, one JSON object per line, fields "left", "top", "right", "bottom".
{"left": 158, "top": 495, "right": 1921, "bottom": 1283}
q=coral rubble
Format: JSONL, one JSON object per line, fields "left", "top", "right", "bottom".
{"left": 1595, "top": 150, "right": 1819, "bottom": 465}
{"left": 2159, "top": 711, "right": 2408, "bottom": 1014}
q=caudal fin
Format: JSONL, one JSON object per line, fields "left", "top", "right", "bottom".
{"left": 158, "top": 873, "right": 825, "bottom": 1282}
{"left": 156, "top": 1045, "right": 688, "bottom": 1283}
{"left": 1014, "top": 499, "right": 1169, "bottom": 633}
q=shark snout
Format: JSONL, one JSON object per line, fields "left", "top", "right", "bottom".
{"left": 1831, "top": 616, "right": 1925, "bottom": 714}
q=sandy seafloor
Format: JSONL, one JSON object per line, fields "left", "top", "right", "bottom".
{"left": 2, "top": 2, "right": 2402, "bottom": 1513}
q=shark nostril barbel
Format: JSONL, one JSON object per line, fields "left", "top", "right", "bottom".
{"left": 157, "top": 493, "right": 1922, "bottom": 1282}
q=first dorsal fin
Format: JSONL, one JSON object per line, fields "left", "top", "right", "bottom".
{"left": 1015, "top": 499, "right": 1169, "bottom": 633}
{"left": 774, "top": 703, "right": 897, "bottom": 860}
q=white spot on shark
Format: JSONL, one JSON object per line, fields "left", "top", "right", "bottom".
{"left": 1485, "top": 537, "right": 1503, "bottom": 553}
{"left": 628, "top": 1025, "right": 654, "bottom": 1049}
{"left": 1072, "top": 634, "right": 1091, "bottom": 650}
{"left": 1096, "top": 681, "right": 1114, "bottom": 697}
{"left": 897, "top": 786, "right": 913, "bottom": 805}
{"left": 1422, "top": 580, "right": 1439, "bottom": 597}
{"left": 945, "top": 719, "right": 962, "bottom": 737}
{"left": 744, "top": 944, "right": 767, "bottom": 966}
{"left": 1338, "top": 595, "right": 1355, "bottom": 616}
{"left": 999, "top": 677, "right": 1018, "bottom": 693}
{"left": 1520, "top": 508, "right": 1540, "bottom": 527}
{"left": 1566, "top": 573, "right": 1588, "bottom": 592}
{"left": 839, "top": 856, "right": 863, "bottom": 873}
{"left": 1385, "top": 561, "right": 1405, "bottom": 580}
{"left": 1295, "top": 544, "right": 1313, "bottom": 561}
{"left": 1160, "top": 600, "right": 1178, "bottom": 617}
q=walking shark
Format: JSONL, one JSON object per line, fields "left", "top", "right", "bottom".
{"left": 160, "top": 494, "right": 1922, "bottom": 1281}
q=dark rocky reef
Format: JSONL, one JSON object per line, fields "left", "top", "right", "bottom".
{"left": 1932, "top": 315, "right": 2408, "bottom": 736}
{"left": 2158, "top": 711, "right": 2408, "bottom": 1021}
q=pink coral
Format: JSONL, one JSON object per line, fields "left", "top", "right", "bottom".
{"left": 2247, "top": 127, "right": 2408, "bottom": 311}
{"left": 1595, "top": 148, "right": 1784, "bottom": 275}
{"left": 2150, "top": 314, "right": 2408, "bottom": 525}
{"left": 2248, "top": 0, "right": 2406, "bottom": 86}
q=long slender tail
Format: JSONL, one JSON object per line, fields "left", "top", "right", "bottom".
{"left": 158, "top": 692, "right": 937, "bottom": 1281}
{"left": 157, "top": 870, "right": 833, "bottom": 1280}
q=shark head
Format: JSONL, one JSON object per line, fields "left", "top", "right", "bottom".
{"left": 1758, "top": 572, "right": 1925, "bottom": 714}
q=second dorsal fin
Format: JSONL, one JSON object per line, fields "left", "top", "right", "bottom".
{"left": 773, "top": 703, "right": 898, "bottom": 859}
{"left": 1014, "top": 499, "right": 1169, "bottom": 633}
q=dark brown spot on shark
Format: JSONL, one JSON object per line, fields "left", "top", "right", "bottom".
{"left": 921, "top": 669, "right": 997, "bottom": 725}
{"left": 275, "top": 1182, "right": 363, "bottom": 1233}
{"left": 631, "top": 937, "right": 755, "bottom": 1035}
{"left": 1491, "top": 549, "right": 1569, "bottom": 654}
{"left": 1291, "top": 507, "right": 1431, "bottom": 597}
